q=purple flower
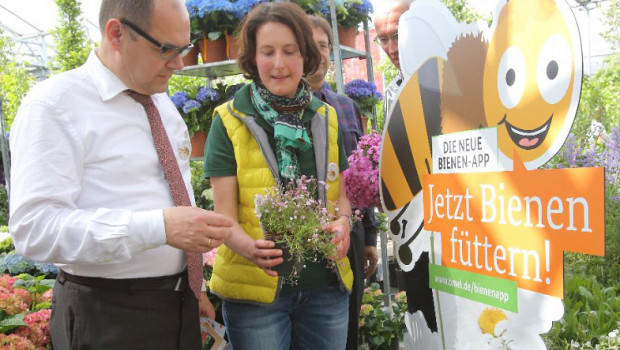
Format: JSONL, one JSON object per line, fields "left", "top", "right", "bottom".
{"left": 170, "top": 91, "right": 189, "bottom": 108}
{"left": 196, "top": 87, "right": 220, "bottom": 103}
{"left": 343, "top": 132, "right": 382, "bottom": 207}
{"left": 182, "top": 99, "right": 201, "bottom": 114}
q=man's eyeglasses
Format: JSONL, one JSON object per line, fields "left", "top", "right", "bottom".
{"left": 120, "top": 18, "right": 193, "bottom": 60}
{"left": 373, "top": 32, "right": 398, "bottom": 46}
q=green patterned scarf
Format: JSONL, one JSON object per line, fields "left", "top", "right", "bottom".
{"left": 250, "top": 80, "right": 312, "bottom": 181}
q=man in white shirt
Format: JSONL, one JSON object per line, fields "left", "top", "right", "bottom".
{"left": 8, "top": 0, "right": 232, "bottom": 348}
{"left": 374, "top": 0, "right": 411, "bottom": 115}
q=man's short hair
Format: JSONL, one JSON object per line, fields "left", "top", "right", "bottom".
{"left": 237, "top": 2, "right": 322, "bottom": 81}
{"left": 308, "top": 15, "right": 333, "bottom": 47}
{"left": 99, "top": 0, "right": 153, "bottom": 36}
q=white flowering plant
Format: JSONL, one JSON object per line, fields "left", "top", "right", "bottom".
{"left": 255, "top": 176, "right": 340, "bottom": 284}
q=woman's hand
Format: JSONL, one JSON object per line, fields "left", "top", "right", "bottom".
{"left": 323, "top": 216, "right": 351, "bottom": 260}
{"left": 249, "top": 239, "right": 284, "bottom": 277}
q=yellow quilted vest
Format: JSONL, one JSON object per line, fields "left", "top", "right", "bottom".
{"left": 209, "top": 100, "right": 353, "bottom": 304}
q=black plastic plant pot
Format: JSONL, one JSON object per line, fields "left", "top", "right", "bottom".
{"left": 271, "top": 241, "right": 304, "bottom": 277}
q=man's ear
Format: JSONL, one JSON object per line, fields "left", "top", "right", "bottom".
{"left": 105, "top": 18, "right": 124, "bottom": 51}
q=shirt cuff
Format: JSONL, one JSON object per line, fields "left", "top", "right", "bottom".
{"left": 128, "top": 209, "right": 167, "bottom": 250}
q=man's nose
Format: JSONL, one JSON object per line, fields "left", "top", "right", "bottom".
{"left": 167, "top": 53, "right": 184, "bottom": 70}
{"left": 388, "top": 39, "right": 398, "bottom": 55}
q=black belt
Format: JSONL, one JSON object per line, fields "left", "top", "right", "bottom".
{"left": 58, "top": 270, "right": 188, "bottom": 292}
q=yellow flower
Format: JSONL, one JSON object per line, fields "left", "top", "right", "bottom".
{"left": 360, "top": 303, "right": 373, "bottom": 316}
{"left": 478, "top": 308, "right": 507, "bottom": 335}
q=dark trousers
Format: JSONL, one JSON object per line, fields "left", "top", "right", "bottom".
{"left": 345, "top": 221, "right": 366, "bottom": 350}
{"left": 50, "top": 272, "right": 201, "bottom": 350}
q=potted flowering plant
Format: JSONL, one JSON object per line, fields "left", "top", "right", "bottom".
{"left": 343, "top": 132, "right": 381, "bottom": 208}
{"left": 254, "top": 176, "right": 339, "bottom": 284}
{"left": 170, "top": 83, "right": 225, "bottom": 157}
{"left": 359, "top": 283, "right": 407, "bottom": 350}
{"left": 185, "top": 0, "right": 266, "bottom": 62}
{"left": 344, "top": 79, "right": 382, "bottom": 125}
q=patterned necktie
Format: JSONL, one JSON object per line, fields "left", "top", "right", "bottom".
{"left": 126, "top": 90, "right": 203, "bottom": 301}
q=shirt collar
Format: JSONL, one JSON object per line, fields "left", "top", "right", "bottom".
{"left": 85, "top": 50, "right": 131, "bottom": 102}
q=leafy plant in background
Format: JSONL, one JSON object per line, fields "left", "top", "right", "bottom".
{"left": 359, "top": 283, "right": 407, "bottom": 349}
{"left": 0, "top": 186, "right": 7, "bottom": 227}
{"left": 51, "top": 0, "right": 92, "bottom": 72}
{"left": 333, "top": 0, "right": 374, "bottom": 29}
{"left": 343, "top": 79, "right": 382, "bottom": 120}
{"left": 0, "top": 274, "right": 53, "bottom": 349}
{"left": 190, "top": 161, "right": 214, "bottom": 211}
{"left": 0, "top": 29, "right": 34, "bottom": 129}
{"left": 170, "top": 83, "right": 225, "bottom": 137}
{"left": 185, "top": 0, "right": 267, "bottom": 42}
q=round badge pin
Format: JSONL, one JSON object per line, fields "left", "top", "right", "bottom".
{"left": 327, "top": 162, "right": 339, "bottom": 182}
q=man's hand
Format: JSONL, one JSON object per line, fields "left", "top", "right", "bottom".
{"left": 163, "top": 207, "right": 233, "bottom": 252}
{"left": 363, "top": 245, "right": 378, "bottom": 278}
{"left": 199, "top": 291, "right": 216, "bottom": 320}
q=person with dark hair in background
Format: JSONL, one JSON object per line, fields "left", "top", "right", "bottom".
{"left": 8, "top": 0, "right": 233, "bottom": 348}
{"left": 204, "top": 3, "right": 354, "bottom": 349}
{"left": 306, "top": 14, "right": 379, "bottom": 350}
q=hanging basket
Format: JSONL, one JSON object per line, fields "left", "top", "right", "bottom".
{"left": 337, "top": 25, "right": 358, "bottom": 49}
{"left": 197, "top": 33, "right": 228, "bottom": 63}
{"left": 190, "top": 131, "right": 208, "bottom": 158}
{"left": 225, "top": 33, "right": 239, "bottom": 60}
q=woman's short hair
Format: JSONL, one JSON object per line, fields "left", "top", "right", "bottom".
{"left": 236, "top": 2, "right": 322, "bottom": 81}
{"left": 308, "top": 15, "right": 333, "bottom": 47}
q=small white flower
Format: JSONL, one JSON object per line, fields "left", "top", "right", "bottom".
{"left": 609, "top": 331, "right": 618, "bottom": 338}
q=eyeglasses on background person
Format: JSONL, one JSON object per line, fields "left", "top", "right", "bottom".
{"left": 374, "top": 32, "right": 398, "bottom": 47}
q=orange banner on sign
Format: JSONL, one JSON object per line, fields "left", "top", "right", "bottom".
{"left": 423, "top": 162, "right": 605, "bottom": 298}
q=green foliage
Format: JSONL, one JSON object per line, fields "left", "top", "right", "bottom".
{"left": 13, "top": 274, "right": 55, "bottom": 312}
{"left": 544, "top": 273, "right": 620, "bottom": 349}
{"left": 440, "top": 0, "right": 490, "bottom": 24}
{"left": 570, "top": 55, "right": 620, "bottom": 148}
{"left": 359, "top": 283, "right": 408, "bottom": 348}
{"left": 0, "top": 29, "right": 35, "bottom": 129}
{"left": 0, "top": 313, "right": 26, "bottom": 334}
{"left": 0, "top": 186, "right": 7, "bottom": 227}
{"left": 0, "top": 236, "right": 13, "bottom": 255}
{"left": 601, "top": 0, "right": 620, "bottom": 50}
{"left": 190, "top": 161, "right": 214, "bottom": 211}
{"left": 51, "top": 0, "right": 92, "bottom": 72}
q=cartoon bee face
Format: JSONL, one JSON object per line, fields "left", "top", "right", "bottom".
{"left": 483, "top": 0, "right": 582, "bottom": 169}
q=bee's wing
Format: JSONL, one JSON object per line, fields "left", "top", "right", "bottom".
{"left": 398, "top": 0, "right": 459, "bottom": 79}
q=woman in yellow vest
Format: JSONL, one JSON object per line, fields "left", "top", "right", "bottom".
{"left": 203, "top": 3, "right": 354, "bottom": 349}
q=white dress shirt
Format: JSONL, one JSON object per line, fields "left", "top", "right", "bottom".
{"left": 9, "top": 51, "right": 195, "bottom": 278}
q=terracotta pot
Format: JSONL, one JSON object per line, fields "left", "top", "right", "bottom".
{"left": 337, "top": 26, "right": 358, "bottom": 49}
{"left": 182, "top": 44, "right": 199, "bottom": 67}
{"left": 190, "top": 130, "right": 207, "bottom": 158}
{"left": 197, "top": 33, "right": 228, "bottom": 63}
{"left": 225, "top": 33, "right": 239, "bottom": 60}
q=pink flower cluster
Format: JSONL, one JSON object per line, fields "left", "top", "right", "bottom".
{"left": 0, "top": 275, "right": 52, "bottom": 349}
{"left": 0, "top": 333, "right": 37, "bottom": 349}
{"left": 0, "top": 276, "right": 29, "bottom": 316}
{"left": 15, "top": 310, "right": 51, "bottom": 349}
{"left": 203, "top": 248, "right": 217, "bottom": 267}
{"left": 343, "top": 132, "right": 382, "bottom": 208}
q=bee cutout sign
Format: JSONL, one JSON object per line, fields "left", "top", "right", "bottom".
{"left": 378, "top": 0, "right": 606, "bottom": 349}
